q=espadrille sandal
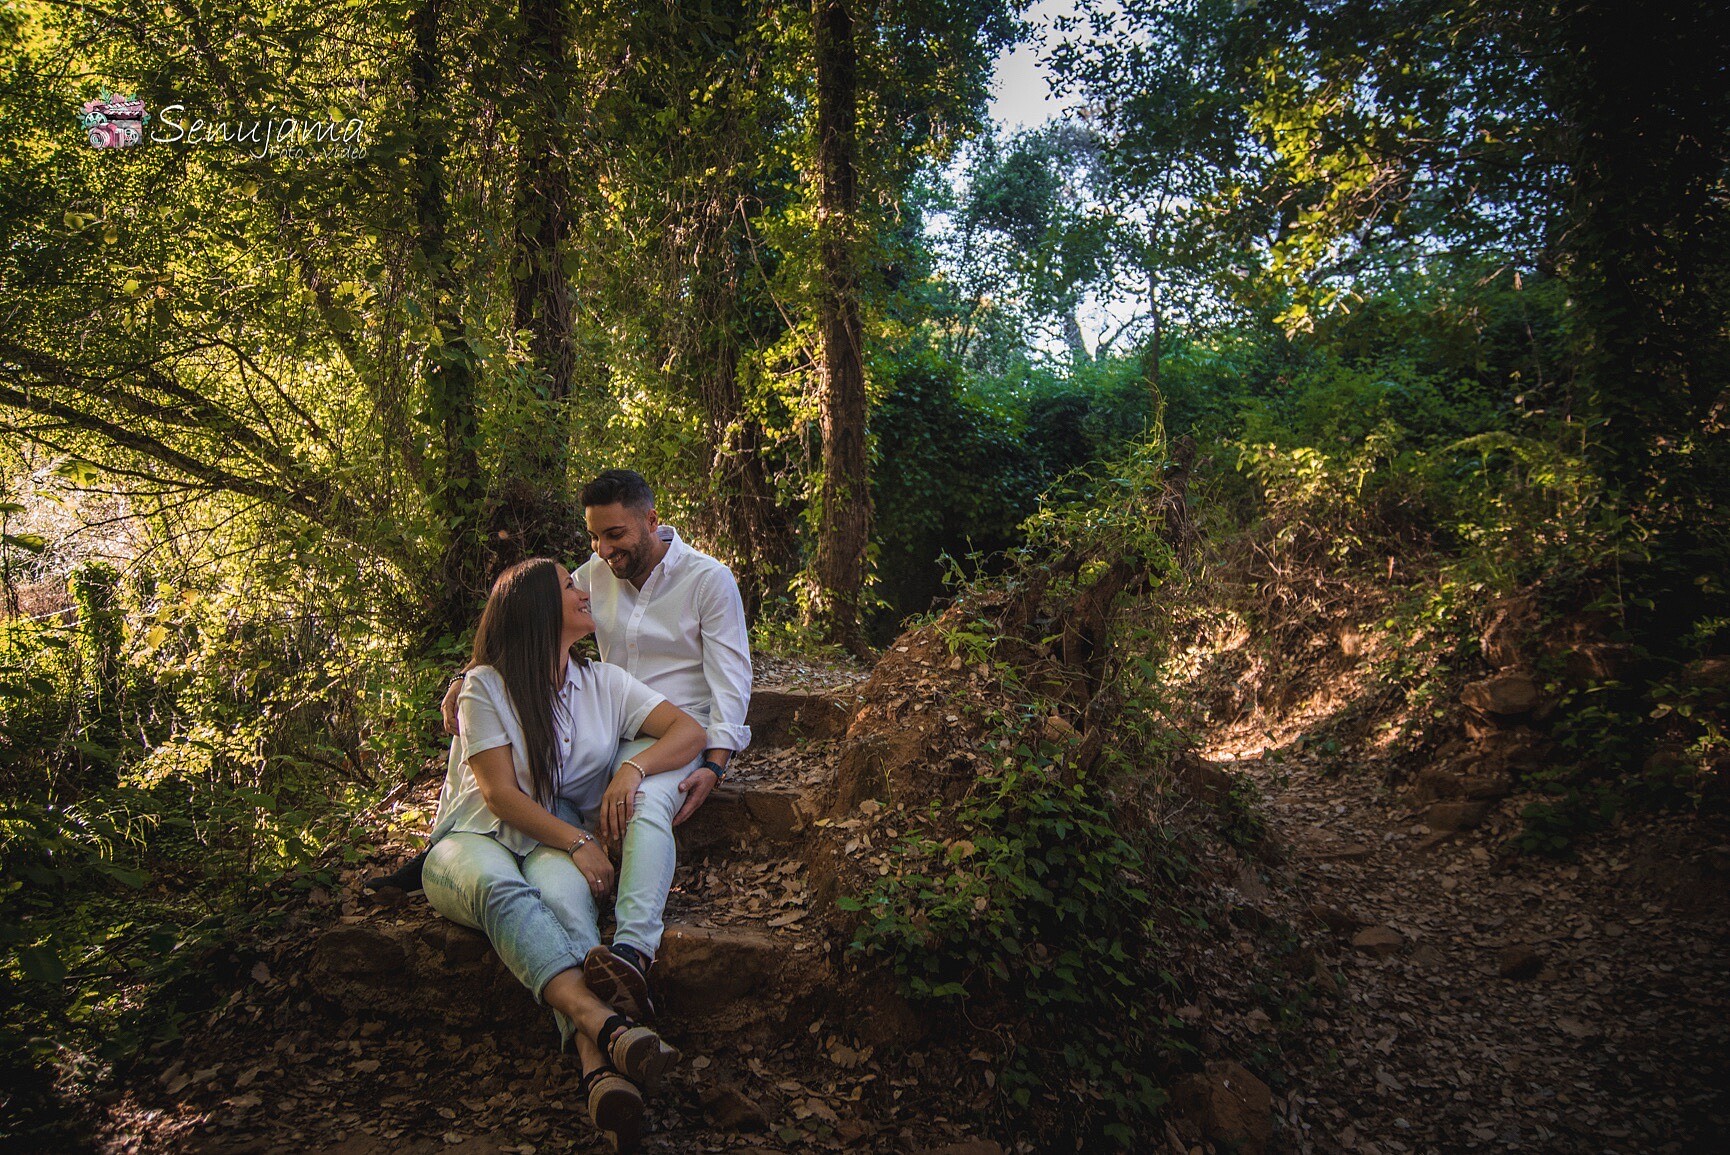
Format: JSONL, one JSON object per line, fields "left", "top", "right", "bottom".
{"left": 598, "top": 1013, "right": 680, "bottom": 1095}
{"left": 579, "top": 1063, "right": 643, "bottom": 1153}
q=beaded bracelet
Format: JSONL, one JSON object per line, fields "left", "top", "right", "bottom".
{"left": 618, "top": 758, "right": 648, "bottom": 785}
{"left": 566, "top": 832, "right": 595, "bottom": 857}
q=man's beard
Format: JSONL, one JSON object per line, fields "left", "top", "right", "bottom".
{"left": 607, "top": 546, "right": 644, "bottom": 581}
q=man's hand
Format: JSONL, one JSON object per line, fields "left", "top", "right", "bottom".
{"left": 441, "top": 679, "right": 463, "bottom": 736}
{"left": 672, "top": 767, "right": 720, "bottom": 827}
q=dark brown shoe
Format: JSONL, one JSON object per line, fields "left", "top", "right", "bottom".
{"left": 583, "top": 943, "right": 655, "bottom": 1021}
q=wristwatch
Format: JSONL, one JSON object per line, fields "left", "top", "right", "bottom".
{"left": 699, "top": 758, "right": 727, "bottom": 783}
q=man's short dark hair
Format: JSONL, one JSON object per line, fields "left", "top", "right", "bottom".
{"left": 581, "top": 469, "right": 655, "bottom": 512}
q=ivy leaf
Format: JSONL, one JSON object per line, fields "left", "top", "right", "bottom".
{"left": 20, "top": 945, "right": 67, "bottom": 984}
{"left": 53, "top": 459, "right": 103, "bottom": 486}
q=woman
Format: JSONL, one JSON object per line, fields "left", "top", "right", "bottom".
{"left": 423, "top": 558, "right": 706, "bottom": 1152}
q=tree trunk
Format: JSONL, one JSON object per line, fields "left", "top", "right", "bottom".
{"left": 512, "top": 0, "right": 575, "bottom": 455}
{"left": 682, "top": 197, "right": 797, "bottom": 611}
{"left": 412, "top": 0, "right": 488, "bottom": 639}
{"left": 1143, "top": 261, "right": 1163, "bottom": 421}
{"left": 696, "top": 320, "right": 798, "bottom": 616}
{"left": 812, "top": 0, "right": 871, "bottom": 654}
{"left": 1062, "top": 308, "right": 1090, "bottom": 366}
{"left": 479, "top": 0, "right": 581, "bottom": 569}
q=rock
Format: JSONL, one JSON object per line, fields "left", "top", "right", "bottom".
{"left": 1041, "top": 714, "right": 1079, "bottom": 744}
{"left": 1310, "top": 953, "right": 1340, "bottom": 996}
{"left": 310, "top": 925, "right": 408, "bottom": 981}
{"left": 657, "top": 925, "right": 779, "bottom": 1008}
{"left": 1498, "top": 944, "right": 1544, "bottom": 980}
{"left": 1561, "top": 642, "right": 1635, "bottom": 684}
{"left": 914, "top": 1143, "right": 1003, "bottom": 1155}
{"left": 1412, "top": 767, "right": 1468, "bottom": 802}
{"left": 1462, "top": 671, "right": 1544, "bottom": 716}
{"left": 414, "top": 920, "right": 489, "bottom": 965}
{"left": 1480, "top": 596, "right": 1537, "bottom": 669}
{"left": 678, "top": 786, "right": 813, "bottom": 851}
{"left": 1683, "top": 657, "right": 1730, "bottom": 692}
{"left": 1410, "top": 943, "right": 1446, "bottom": 968}
{"left": 1315, "top": 841, "right": 1374, "bottom": 862}
{"left": 1233, "top": 863, "right": 1272, "bottom": 905}
{"left": 1463, "top": 774, "right": 1515, "bottom": 801}
{"left": 1173, "top": 1060, "right": 1273, "bottom": 1155}
{"left": 1472, "top": 730, "right": 1552, "bottom": 776}
{"left": 701, "top": 1082, "right": 768, "bottom": 1131}
{"left": 1176, "top": 755, "right": 1239, "bottom": 807}
{"left": 1308, "top": 902, "right": 1369, "bottom": 934}
{"left": 676, "top": 786, "right": 749, "bottom": 852}
{"left": 1415, "top": 765, "right": 1515, "bottom": 802}
{"left": 747, "top": 689, "right": 852, "bottom": 748}
{"left": 1425, "top": 800, "right": 1494, "bottom": 832}
{"left": 1351, "top": 926, "right": 1405, "bottom": 958}
{"left": 1642, "top": 746, "right": 1692, "bottom": 779}
{"left": 835, "top": 730, "right": 923, "bottom": 810}
{"left": 744, "top": 789, "right": 813, "bottom": 840}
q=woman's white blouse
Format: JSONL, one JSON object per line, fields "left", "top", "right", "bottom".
{"left": 429, "top": 662, "right": 666, "bottom": 855}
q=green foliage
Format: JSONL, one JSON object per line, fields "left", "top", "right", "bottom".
{"left": 842, "top": 744, "right": 1184, "bottom": 1135}
{"left": 837, "top": 441, "right": 1205, "bottom": 1144}
{"left": 869, "top": 343, "right": 1042, "bottom": 640}
{"left": 0, "top": 535, "right": 451, "bottom": 1123}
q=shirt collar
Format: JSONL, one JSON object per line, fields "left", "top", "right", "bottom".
{"left": 559, "top": 658, "right": 586, "bottom": 694}
{"left": 654, "top": 525, "right": 687, "bottom": 576}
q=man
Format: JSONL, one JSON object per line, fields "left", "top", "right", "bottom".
{"left": 369, "top": 469, "right": 752, "bottom": 1018}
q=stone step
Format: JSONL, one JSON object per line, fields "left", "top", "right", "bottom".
{"left": 308, "top": 911, "right": 828, "bottom": 1038}
{"left": 745, "top": 688, "right": 853, "bottom": 750}
{"left": 674, "top": 782, "right": 820, "bottom": 855}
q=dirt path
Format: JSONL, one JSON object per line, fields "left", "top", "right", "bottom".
{"left": 1221, "top": 743, "right": 1730, "bottom": 1154}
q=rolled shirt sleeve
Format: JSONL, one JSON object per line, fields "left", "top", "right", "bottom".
{"left": 697, "top": 568, "right": 753, "bottom": 752}
{"left": 456, "top": 674, "right": 513, "bottom": 762}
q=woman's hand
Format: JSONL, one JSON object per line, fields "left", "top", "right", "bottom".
{"left": 599, "top": 762, "right": 644, "bottom": 849}
{"left": 571, "top": 838, "right": 615, "bottom": 899}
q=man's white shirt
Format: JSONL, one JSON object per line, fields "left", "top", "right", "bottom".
{"left": 575, "top": 525, "right": 752, "bottom": 754}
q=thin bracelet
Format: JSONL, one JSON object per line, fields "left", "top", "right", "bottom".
{"left": 618, "top": 758, "right": 648, "bottom": 785}
{"left": 566, "top": 832, "right": 594, "bottom": 856}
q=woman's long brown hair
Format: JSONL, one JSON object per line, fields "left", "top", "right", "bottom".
{"left": 469, "top": 558, "right": 582, "bottom": 807}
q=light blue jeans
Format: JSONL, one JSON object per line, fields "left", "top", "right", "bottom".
{"left": 613, "top": 737, "right": 698, "bottom": 960}
{"left": 424, "top": 797, "right": 599, "bottom": 1043}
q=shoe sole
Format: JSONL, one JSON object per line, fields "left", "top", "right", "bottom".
{"left": 588, "top": 1079, "right": 643, "bottom": 1152}
{"left": 584, "top": 946, "right": 653, "bottom": 1021}
{"left": 610, "top": 1026, "right": 681, "bottom": 1095}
